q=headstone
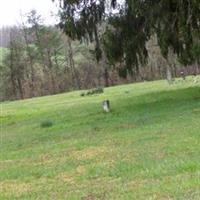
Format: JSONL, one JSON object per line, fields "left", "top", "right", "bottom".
{"left": 102, "top": 100, "right": 110, "bottom": 112}
{"left": 180, "top": 71, "right": 185, "bottom": 80}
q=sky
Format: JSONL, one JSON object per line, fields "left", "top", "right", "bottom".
{"left": 0, "top": 0, "right": 59, "bottom": 27}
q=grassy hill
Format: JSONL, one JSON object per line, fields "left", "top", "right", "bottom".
{"left": 1, "top": 77, "right": 200, "bottom": 200}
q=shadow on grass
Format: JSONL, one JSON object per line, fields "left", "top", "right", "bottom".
{"left": 89, "top": 86, "right": 200, "bottom": 128}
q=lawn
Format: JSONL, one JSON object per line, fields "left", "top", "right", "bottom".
{"left": 1, "top": 76, "right": 200, "bottom": 200}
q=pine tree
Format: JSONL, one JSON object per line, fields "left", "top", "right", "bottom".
{"left": 54, "top": 0, "right": 200, "bottom": 76}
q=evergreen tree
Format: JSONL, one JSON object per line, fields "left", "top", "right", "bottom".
{"left": 54, "top": 0, "right": 200, "bottom": 76}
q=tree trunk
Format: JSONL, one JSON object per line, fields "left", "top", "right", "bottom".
{"left": 10, "top": 73, "right": 17, "bottom": 98}
{"left": 67, "top": 37, "right": 81, "bottom": 89}
{"left": 17, "top": 77, "right": 24, "bottom": 99}
{"left": 195, "top": 60, "right": 199, "bottom": 75}
{"left": 166, "top": 64, "right": 173, "bottom": 84}
{"left": 104, "top": 67, "right": 109, "bottom": 87}
{"left": 166, "top": 48, "right": 174, "bottom": 84}
{"left": 21, "top": 24, "right": 35, "bottom": 97}
{"left": 50, "top": 71, "right": 56, "bottom": 94}
{"left": 46, "top": 49, "right": 57, "bottom": 94}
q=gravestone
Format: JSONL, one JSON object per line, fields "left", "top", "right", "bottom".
{"left": 180, "top": 71, "right": 185, "bottom": 80}
{"left": 102, "top": 100, "right": 110, "bottom": 112}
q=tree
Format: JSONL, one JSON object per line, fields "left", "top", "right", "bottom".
{"left": 25, "top": 10, "right": 66, "bottom": 93}
{"left": 53, "top": 0, "right": 105, "bottom": 61}
{"left": 54, "top": 0, "right": 200, "bottom": 78}
{"left": 3, "top": 27, "right": 26, "bottom": 99}
{"left": 21, "top": 17, "right": 37, "bottom": 95}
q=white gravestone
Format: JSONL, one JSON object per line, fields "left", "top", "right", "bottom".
{"left": 102, "top": 100, "right": 110, "bottom": 112}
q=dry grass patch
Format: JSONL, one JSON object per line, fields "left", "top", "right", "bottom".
{"left": 56, "top": 172, "right": 75, "bottom": 184}
{"left": 55, "top": 166, "right": 85, "bottom": 183}
{"left": 128, "top": 178, "right": 160, "bottom": 188}
{"left": 117, "top": 123, "right": 136, "bottom": 129}
{"left": 145, "top": 193, "right": 173, "bottom": 200}
{"left": 70, "top": 146, "right": 108, "bottom": 160}
{"left": 0, "top": 180, "right": 32, "bottom": 197}
{"left": 81, "top": 193, "right": 106, "bottom": 200}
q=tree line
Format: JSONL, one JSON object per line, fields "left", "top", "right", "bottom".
{"left": 0, "top": 11, "right": 101, "bottom": 100}
{"left": 1, "top": 0, "right": 200, "bottom": 101}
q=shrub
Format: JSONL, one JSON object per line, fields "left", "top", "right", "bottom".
{"left": 80, "top": 92, "right": 85, "bottom": 97}
{"left": 80, "top": 87, "right": 104, "bottom": 97}
{"left": 40, "top": 120, "right": 53, "bottom": 128}
{"left": 94, "top": 87, "right": 104, "bottom": 94}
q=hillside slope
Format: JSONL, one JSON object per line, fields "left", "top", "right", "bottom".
{"left": 1, "top": 77, "right": 200, "bottom": 200}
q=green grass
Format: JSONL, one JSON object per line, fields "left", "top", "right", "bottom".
{"left": 1, "top": 76, "right": 200, "bottom": 200}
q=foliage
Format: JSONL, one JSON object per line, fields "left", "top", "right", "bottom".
{"left": 40, "top": 120, "right": 54, "bottom": 128}
{"left": 80, "top": 87, "right": 104, "bottom": 96}
{"left": 55, "top": 0, "right": 200, "bottom": 75}
{"left": 54, "top": 0, "right": 105, "bottom": 61}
